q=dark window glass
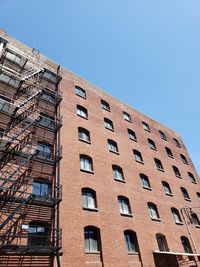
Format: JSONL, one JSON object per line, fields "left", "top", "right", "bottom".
{"left": 133, "top": 150, "right": 143, "bottom": 163}
{"left": 148, "top": 202, "right": 160, "bottom": 220}
{"left": 78, "top": 127, "right": 90, "bottom": 142}
{"left": 28, "top": 223, "right": 49, "bottom": 246}
{"left": 124, "top": 230, "right": 138, "bottom": 253}
{"left": 101, "top": 100, "right": 110, "bottom": 111}
{"left": 162, "top": 181, "right": 172, "bottom": 195}
{"left": 156, "top": 234, "right": 169, "bottom": 251}
{"left": 123, "top": 111, "right": 132, "bottom": 122}
{"left": 159, "top": 130, "right": 167, "bottom": 140}
{"left": 127, "top": 129, "right": 137, "bottom": 141}
{"left": 142, "top": 121, "right": 150, "bottom": 132}
{"left": 118, "top": 196, "right": 132, "bottom": 215}
{"left": 108, "top": 139, "right": 119, "bottom": 153}
{"left": 77, "top": 105, "right": 88, "bottom": 118}
{"left": 180, "top": 154, "right": 188, "bottom": 164}
{"left": 191, "top": 213, "right": 200, "bottom": 227}
{"left": 188, "top": 172, "right": 196, "bottom": 184}
{"left": 171, "top": 208, "right": 182, "bottom": 224}
{"left": 80, "top": 155, "right": 93, "bottom": 172}
{"left": 75, "top": 86, "right": 86, "bottom": 98}
{"left": 181, "top": 236, "right": 192, "bottom": 253}
{"left": 154, "top": 158, "right": 164, "bottom": 171}
{"left": 172, "top": 166, "right": 181, "bottom": 178}
{"left": 165, "top": 147, "right": 173, "bottom": 158}
{"left": 84, "top": 227, "right": 100, "bottom": 252}
{"left": 148, "top": 138, "right": 156, "bottom": 150}
{"left": 140, "top": 174, "right": 151, "bottom": 189}
{"left": 32, "top": 181, "right": 51, "bottom": 196}
{"left": 112, "top": 165, "right": 124, "bottom": 181}
{"left": 82, "top": 188, "right": 97, "bottom": 209}
{"left": 104, "top": 118, "right": 114, "bottom": 131}
{"left": 36, "top": 143, "right": 52, "bottom": 159}
{"left": 173, "top": 138, "right": 181, "bottom": 148}
{"left": 181, "top": 187, "right": 190, "bottom": 200}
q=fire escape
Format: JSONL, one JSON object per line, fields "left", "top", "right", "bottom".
{"left": 0, "top": 37, "right": 62, "bottom": 266}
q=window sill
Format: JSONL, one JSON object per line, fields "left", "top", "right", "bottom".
{"left": 105, "top": 127, "right": 114, "bottom": 132}
{"left": 191, "top": 181, "right": 197, "bottom": 184}
{"left": 135, "top": 159, "right": 144, "bottom": 164}
{"left": 150, "top": 147, "right": 157, "bottom": 151}
{"left": 79, "top": 138, "right": 91, "bottom": 144}
{"left": 129, "top": 138, "right": 137, "bottom": 142}
{"left": 144, "top": 129, "right": 151, "bottom": 133}
{"left": 80, "top": 169, "right": 94, "bottom": 174}
{"left": 151, "top": 218, "right": 161, "bottom": 222}
{"left": 195, "top": 225, "right": 200, "bottom": 228}
{"left": 184, "top": 198, "right": 191, "bottom": 202}
{"left": 168, "top": 155, "right": 174, "bottom": 159}
{"left": 143, "top": 186, "right": 152, "bottom": 191}
{"left": 76, "top": 93, "right": 86, "bottom": 99}
{"left": 120, "top": 213, "right": 133, "bottom": 218}
{"left": 175, "top": 175, "right": 182, "bottom": 179}
{"left": 156, "top": 168, "right": 164, "bottom": 172}
{"left": 161, "top": 137, "right": 167, "bottom": 141}
{"left": 83, "top": 207, "right": 98, "bottom": 212}
{"left": 183, "top": 162, "right": 189, "bottom": 165}
{"left": 109, "top": 150, "right": 119, "bottom": 155}
{"left": 102, "top": 107, "right": 110, "bottom": 112}
{"left": 128, "top": 252, "right": 139, "bottom": 255}
{"left": 114, "top": 178, "right": 126, "bottom": 183}
{"left": 85, "top": 251, "right": 100, "bottom": 255}
{"left": 124, "top": 119, "right": 132, "bottom": 123}
{"left": 77, "top": 114, "right": 88, "bottom": 120}
{"left": 175, "top": 222, "right": 183, "bottom": 225}
{"left": 165, "top": 193, "right": 173, "bottom": 197}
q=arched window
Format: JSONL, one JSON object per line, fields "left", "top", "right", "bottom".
{"left": 159, "top": 130, "right": 167, "bottom": 140}
{"left": 108, "top": 139, "right": 119, "bottom": 153}
{"left": 82, "top": 188, "right": 97, "bottom": 210}
{"left": 162, "top": 181, "right": 172, "bottom": 196}
{"left": 124, "top": 230, "right": 138, "bottom": 253}
{"left": 156, "top": 233, "right": 169, "bottom": 251}
{"left": 36, "top": 142, "right": 53, "bottom": 159}
{"left": 197, "top": 192, "right": 200, "bottom": 200}
{"left": 77, "top": 105, "right": 88, "bottom": 119}
{"left": 133, "top": 150, "right": 143, "bottom": 163}
{"left": 32, "top": 180, "right": 51, "bottom": 196}
{"left": 165, "top": 147, "right": 173, "bottom": 158}
{"left": 180, "top": 187, "right": 190, "bottom": 201}
{"left": 154, "top": 158, "right": 164, "bottom": 171}
{"left": 123, "top": 111, "right": 132, "bottom": 122}
{"left": 142, "top": 121, "right": 150, "bottom": 132}
{"left": 127, "top": 129, "right": 137, "bottom": 141}
{"left": 104, "top": 118, "right": 114, "bottom": 131}
{"left": 0, "top": 128, "right": 4, "bottom": 138}
{"left": 148, "top": 138, "right": 156, "bottom": 150}
{"left": 112, "top": 165, "right": 124, "bottom": 181}
{"left": 75, "top": 86, "right": 86, "bottom": 99}
{"left": 191, "top": 213, "right": 200, "bottom": 227}
{"left": 180, "top": 154, "right": 188, "bottom": 165}
{"left": 84, "top": 226, "right": 101, "bottom": 252}
{"left": 78, "top": 127, "right": 90, "bottom": 143}
{"left": 188, "top": 172, "right": 196, "bottom": 184}
{"left": 180, "top": 236, "right": 192, "bottom": 253}
{"left": 28, "top": 222, "right": 50, "bottom": 246}
{"left": 101, "top": 99, "right": 110, "bottom": 111}
{"left": 173, "top": 138, "right": 181, "bottom": 148}
{"left": 171, "top": 208, "right": 182, "bottom": 224}
{"left": 118, "top": 196, "right": 132, "bottom": 215}
{"left": 147, "top": 202, "right": 160, "bottom": 220}
{"left": 172, "top": 166, "right": 181, "bottom": 178}
{"left": 140, "top": 174, "right": 151, "bottom": 189}
{"left": 80, "top": 155, "right": 93, "bottom": 172}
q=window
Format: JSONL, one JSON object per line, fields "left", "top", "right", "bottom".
{"left": 118, "top": 196, "right": 132, "bottom": 215}
{"left": 162, "top": 181, "right": 173, "bottom": 196}
{"left": 181, "top": 187, "right": 191, "bottom": 201}
{"left": 180, "top": 154, "right": 188, "bottom": 165}
{"left": 140, "top": 174, "right": 151, "bottom": 189}
{"left": 32, "top": 180, "right": 51, "bottom": 196}
{"left": 112, "top": 165, "right": 125, "bottom": 181}
{"left": 156, "top": 234, "right": 169, "bottom": 251}
{"left": 75, "top": 86, "right": 86, "bottom": 99}
{"left": 39, "top": 113, "right": 54, "bottom": 129}
{"left": 36, "top": 143, "right": 52, "bottom": 159}
{"left": 159, "top": 130, "right": 167, "bottom": 140}
{"left": 28, "top": 222, "right": 49, "bottom": 246}
{"left": 133, "top": 150, "right": 143, "bottom": 163}
{"left": 104, "top": 118, "right": 114, "bottom": 131}
{"left": 77, "top": 105, "right": 88, "bottom": 119}
{"left": 188, "top": 172, "right": 196, "bottom": 184}
{"left": 78, "top": 127, "right": 90, "bottom": 143}
{"left": 127, "top": 129, "right": 137, "bottom": 141}
{"left": 0, "top": 128, "right": 4, "bottom": 138}
{"left": 43, "top": 69, "right": 60, "bottom": 83}
{"left": 80, "top": 155, "right": 93, "bottom": 172}
{"left": 197, "top": 193, "right": 200, "bottom": 200}
{"left": 165, "top": 147, "right": 173, "bottom": 158}
{"left": 124, "top": 230, "right": 138, "bottom": 253}
{"left": 5, "top": 50, "right": 25, "bottom": 67}
{"left": 171, "top": 208, "right": 182, "bottom": 224}
{"left": 148, "top": 138, "right": 157, "bottom": 150}
{"left": 84, "top": 226, "right": 101, "bottom": 252}
{"left": 101, "top": 99, "right": 110, "bottom": 111}
{"left": 142, "top": 121, "right": 150, "bottom": 132}
{"left": 191, "top": 213, "right": 200, "bottom": 227}
{"left": 0, "top": 72, "right": 19, "bottom": 87}
{"left": 0, "top": 95, "right": 12, "bottom": 113}
{"left": 172, "top": 166, "right": 181, "bottom": 178}
{"left": 148, "top": 202, "right": 160, "bottom": 220}
{"left": 123, "top": 111, "right": 132, "bottom": 122}
{"left": 154, "top": 158, "right": 164, "bottom": 171}
{"left": 41, "top": 91, "right": 55, "bottom": 103}
{"left": 82, "top": 188, "right": 97, "bottom": 210}
{"left": 108, "top": 139, "right": 119, "bottom": 154}
{"left": 181, "top": 236, "right": 192, "bottom": 253}
{"left": 173, "top": 138, "right": 181, "bottom": 148}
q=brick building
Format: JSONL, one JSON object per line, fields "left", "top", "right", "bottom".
{"left": 0, "top": 30, "right": 200, "bottom": 267}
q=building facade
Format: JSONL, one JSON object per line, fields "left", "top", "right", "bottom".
{"left": 0, "top": 30, "right": 200, "bottom": 267}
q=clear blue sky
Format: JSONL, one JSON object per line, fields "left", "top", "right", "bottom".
{"left": 1, "top": 0, "right": 200, "bottom": 174}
